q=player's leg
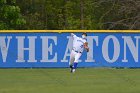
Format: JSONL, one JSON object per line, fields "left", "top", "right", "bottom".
{"left": 72, "top": 53, "right": 82, "bottom": 73}
{"left": 69, "top": 50, "right": 75, "bottom": 72}
{"left": 69, "top": 56, "right": 75, "bottom": 69}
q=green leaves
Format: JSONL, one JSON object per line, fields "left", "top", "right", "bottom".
{"left": 10, "top": 18, "right": 26, "bottom": 25}
{"left": 0, "top": 0, "right": 6, "bottom": 4}
{"left": 0, "top": 0, "right": 26, "bottom": 30}
{"left": 1, "top": 0, "right": 139, "bottom": 30}
{"left": 0, "top": 22, "right": 8, "bottom": 29}
{"left": 2, "top": 6, "right": 20, "bottom": 18}
{"left": 11, "top": 0, "right": 16, "bottom": 4}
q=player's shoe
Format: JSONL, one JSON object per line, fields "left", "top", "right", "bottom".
{"left": 69, "top": 65, "right": 73, "bottom": 73}
{"left": 72, "top": 69, "right": 75, "bottom": 73}
{"left": 70, "top": 65, "right": 73, "bottom": 69}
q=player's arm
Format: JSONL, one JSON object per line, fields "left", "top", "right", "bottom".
{"left": 84, "top": 42, "right": 89, "bottom": 52}
{"left": 71, "top": 33, "right": 77, "bottom": 38}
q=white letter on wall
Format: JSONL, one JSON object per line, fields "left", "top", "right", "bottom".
{"left": 41, "top": 36, "right": 57, "bottom": 62}
{"left": 122, "top": 36, "right": 140, "bottom": 62}
{"left": 0, "top": 36, "right": 12, "bottom": 62}
{"left": 102, "top": 35, "right": 120, "bottom": 63}
{"left": 85, "top": 36, "right": 98, "bottom": 62}
{"left": 16, "top": 36, "right": 37, "bottom": 62}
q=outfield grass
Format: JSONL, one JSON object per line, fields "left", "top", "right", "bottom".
{"left": 0, "top": 68, "right": 140, "bottom": 93}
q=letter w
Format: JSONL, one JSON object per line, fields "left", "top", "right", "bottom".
{"left": 0, "top": 36, "right": 12, "bottom": 62}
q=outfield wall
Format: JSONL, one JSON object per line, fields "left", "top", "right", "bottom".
{"left": 0, "top": 30, "right": 140, "bottom": 68}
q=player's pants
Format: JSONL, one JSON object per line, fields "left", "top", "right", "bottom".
{"left": 69, "top": 50, "right": 82, "bottom": 66}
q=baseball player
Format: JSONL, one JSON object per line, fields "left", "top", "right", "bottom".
{"left": 69, "top": 33, "right": 89, "bottom": 73}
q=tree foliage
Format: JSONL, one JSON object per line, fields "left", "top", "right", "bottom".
{"left": 1, "top": 0, "right": 140, "bottom": 30}
{"left": 100, "top": 0, "right": 140, "bottom": 30}
{"left": 0, "top": 0, "right": 26, "bottom": 30}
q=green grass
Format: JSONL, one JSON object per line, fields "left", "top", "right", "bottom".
{"left": 0, "top": 68, "right": 140, "bottom": 93}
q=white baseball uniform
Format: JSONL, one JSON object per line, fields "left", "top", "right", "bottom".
{"left": 69, "top": 33, "right": 87, "bottom": 65}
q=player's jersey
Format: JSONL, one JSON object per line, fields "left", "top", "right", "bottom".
{"left": 71, "top": 33, "right": 87, "bottom": 53}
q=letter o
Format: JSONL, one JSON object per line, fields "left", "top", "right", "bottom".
{"left": 102, "top": 35, "right": 120, "bottom": 63}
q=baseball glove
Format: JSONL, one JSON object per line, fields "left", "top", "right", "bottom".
{"left": 84, "top": 42, "right": 89, "bottom": 52}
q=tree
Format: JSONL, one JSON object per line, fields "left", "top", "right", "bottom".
{"left": 80, "top": 0, "right": 84, "bottom": 29}
{"left": 96, "top": 0, "right": 140, "bottom": 30}
{"left": 0, "top": 0, "right": 26, "bottom": 30}
{"left": 16, "top": 0, "right": 140, "bottom": 30}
